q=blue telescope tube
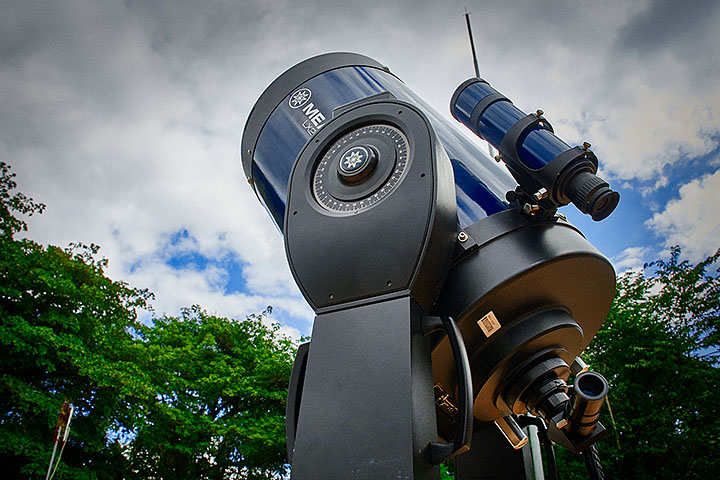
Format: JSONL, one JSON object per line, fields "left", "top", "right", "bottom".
{"left": 451, "top": 78, "right": 619, "bottom": 221}
{"left": 451, "top": 80, "right": 569, "bottom": 170}
{"left": 242, "top": 54, "right": 518, "bottom": 232}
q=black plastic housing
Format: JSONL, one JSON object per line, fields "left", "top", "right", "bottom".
{"left": 430, "top": 209, "right": 616, "bottom": 427}
{"left": 284, "top": 98, "right": 457, "bottom": 313}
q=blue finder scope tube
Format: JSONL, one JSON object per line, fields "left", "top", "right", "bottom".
{"left": 451, "top": 78, "right": 619, "bottom": 221}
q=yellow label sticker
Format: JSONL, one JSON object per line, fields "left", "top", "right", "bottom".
{"left": 477, "top": 311, "right": 501, "bottom": 337}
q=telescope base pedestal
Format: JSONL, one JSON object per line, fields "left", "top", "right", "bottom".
{"left": 455, "top": 424, "right": 536, "bottom": 480}
{"left": 290, "top": 296, "right": 439, "bottom": 480}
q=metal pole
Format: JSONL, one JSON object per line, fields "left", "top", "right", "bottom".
{"left": 45, "top": 440, "right": 59, "bottom": 480}
{"left": 464, "top": 7, "right": 481, "bottom": 78}
{"left": 463, "top": 8, "right": 495, "bottom": 158}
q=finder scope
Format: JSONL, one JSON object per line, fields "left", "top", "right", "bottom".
{"left": 241, "top": 52, "right": 618, "bottom": 479}
{"left": 451, "top": 78, "right": 619, "bottom": 221}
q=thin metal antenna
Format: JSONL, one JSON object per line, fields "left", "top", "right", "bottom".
{"left": 464, "top": 7, "right": 481, "bottom": 78}
{"left": 464, "top": 7, "right": 495, "bottom": 158}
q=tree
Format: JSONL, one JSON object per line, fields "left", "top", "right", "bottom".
{"left": 0, "top": 162, "right": 295, "bottom": 478}
{"left": 128, "top": 306, "right": 294, "bottom": 479}
{"left": 557, "top": 247, "right": 720, "bottom": 479}
{"left": 0, "top": 162, "right": 154, "bottom": 478}
{"left": 0, "top": 161, "right": 45, "bottom": 237}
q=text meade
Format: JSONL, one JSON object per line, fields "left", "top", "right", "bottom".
{"left": 302, "top": 103, "right": 326, "bottom": 127}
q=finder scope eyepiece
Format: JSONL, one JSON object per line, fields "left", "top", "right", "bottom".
{"left": 451, "top": 78, "right": 619, "bottom": 221}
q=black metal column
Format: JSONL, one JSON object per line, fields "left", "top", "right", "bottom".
{"left": 290, "top": 296, "right": 439, "bottom": 479}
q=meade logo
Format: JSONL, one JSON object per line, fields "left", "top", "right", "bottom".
{"left": 289, "top": 88, "right": 311, "bottom": 109}
{"left": 288, "top": 88, "right": 327, "bottom": 136}
{"left": 300, "top": 103, "right": 326, "bottom": 129}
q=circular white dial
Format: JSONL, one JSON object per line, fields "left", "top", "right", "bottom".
{"left": 312, "top": 124, "right": 410, "bottom": 214}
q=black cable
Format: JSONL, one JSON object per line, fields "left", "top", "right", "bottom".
{"left": 582, "top": 443, "right": 605, "bottom": 480}
{"left": 517, "top": 415, "right": 558, "bottom": 480}
{"left": 542, "top": 436, "right": 558, "bottom": 480}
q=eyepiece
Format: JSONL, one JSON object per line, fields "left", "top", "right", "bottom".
{"left": 567, "top": 371, "right": 609, "bottom": 438}
{"left": 566, "top": 171, "right": 620, "bottom": 221}
{"left": 576, "top": 372, "right": 607, "bottom": 397}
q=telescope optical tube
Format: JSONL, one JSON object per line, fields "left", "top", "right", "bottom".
{"left": 241, "top": 54, "right": 517, "bottom": 232}
{"left": 241, "top": 53, "right": 617, "bottom": 465}
{"left": 450, "top": 78, "right": 619, "bottom": 221}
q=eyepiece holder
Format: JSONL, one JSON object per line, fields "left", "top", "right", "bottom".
{"left": 492, "top": 353, "right": 608, "bottom": 453}
{"left": 541, "top": 370, "right": 609, "bottom": 454}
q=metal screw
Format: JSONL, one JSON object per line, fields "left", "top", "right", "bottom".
{"left": 571, "top": 356, "right": 589, "bottom": 375}
{"left": 458, "top": 231, "right": 469, "bottom": 243}
{"left": 534, "top": 188, "right": 548, "bottom": 201}
{"left": 494, "top": 154, "right": 503, "bottom": 163}
{"left": 523, "top": 203, "right": 540, "bottom": 214}
{"left": 582, "top": 141, "right": 591, "bottom": 150}
{"left": 536, "top": 109, "right": 544, "bottom": 117}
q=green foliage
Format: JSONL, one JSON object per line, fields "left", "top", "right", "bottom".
{"left": 440, "top": 459, "right": 455, "bottom": 479}
{"left": 557, "top": 247, "right": 720, "bottom": 479}
{"left": 0, "top": 161, "right": 45, "bottom": 237}
{"left": 128, "top": 306, "right": 294, "bottom": 479}
{"left": 0, "top": 163, "right": 294, "bottom": 479}
{"left": 0, "top": 188, "right": 153, "bottom": 476}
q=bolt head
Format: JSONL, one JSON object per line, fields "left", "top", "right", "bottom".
{"left": 534, "top": 188, "right": 549, "bottom": 201}
{"left": 523, "top": 203, "right": 540, "bottom": 214}
{"left": 458, "top": 232, "right": 469, "bottom": 243}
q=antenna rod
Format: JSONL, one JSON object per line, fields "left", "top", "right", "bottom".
{"left": 464, "top": 7, "right": 481, "bottom": 78}
{"left": 464, "top": 8, "right": 495, "bottom": 158}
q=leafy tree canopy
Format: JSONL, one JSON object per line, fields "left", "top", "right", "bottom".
{"left": 557, "top": 247, "right": 720, "bottom": 479}
{"left": 127, "top": 306, "right": 294, "bottom": 479}
{"left": 0, "top": 162, "right": 294, "bottom": 479}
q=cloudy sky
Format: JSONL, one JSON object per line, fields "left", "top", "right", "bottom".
{"left": 3, "top": 0, "right": 719, "bottom": 338}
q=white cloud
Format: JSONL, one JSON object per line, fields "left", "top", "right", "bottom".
{"left": 646, "top": 168, "right": 720, "bottom": 262}
{"left": 585, "top": 84, "right": 720, "bottom": 182}
{"left": 126, "top": 258, "right": 314, "bottom": 336}
{"left": 612, "top": 246, "right": 653, "bottom": 273}
{"left": 3, "top": 0, "right": 720, "bottom": 338}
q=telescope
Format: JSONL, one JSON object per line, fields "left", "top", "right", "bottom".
{"left": 241, "top": 52, "right": 616, "bottom": 479}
